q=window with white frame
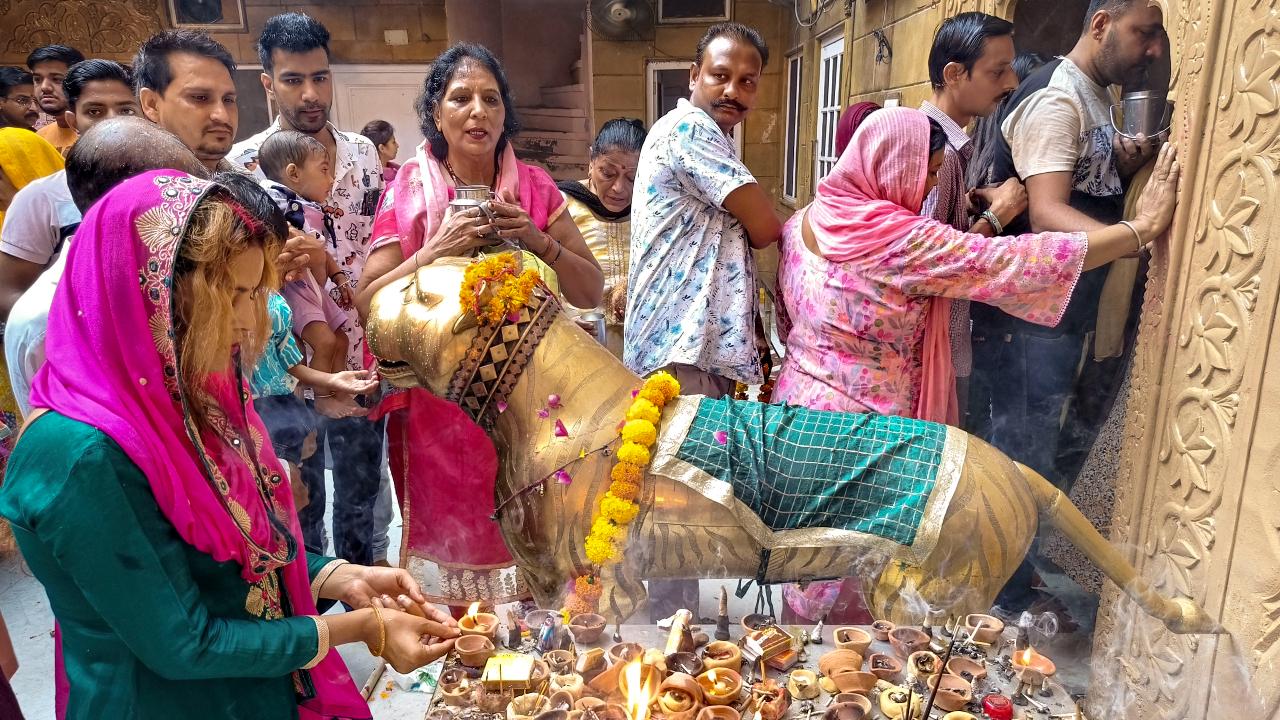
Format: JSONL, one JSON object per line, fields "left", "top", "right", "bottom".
{"left": 782, "top": 53, "right": 803, "bottom": 201}
{"left": 815, "top": 33, "right": 845, "bottom": 182}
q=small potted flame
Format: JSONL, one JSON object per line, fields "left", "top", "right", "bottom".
{"left": 460, "top": 601, "right": 500, "bottom": 641}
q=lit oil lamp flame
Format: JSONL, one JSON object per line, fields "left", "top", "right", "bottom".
{"left": 1018, "top": 648, "right": 1034, "bottom": 666}
{"left": 623, "top": 660, "right": 654, "bottom": 720}
{"left": 466, "top": 601, "right": 481, "bottom": 620}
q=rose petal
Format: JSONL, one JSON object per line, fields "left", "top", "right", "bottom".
{"left": 714, "top": 430, "right": 729, "bottom": 445}
{"left": 547, "top": 394, "right": 562, "bottom": 409}
{"left": 631, "top": 389, "right": 640, "bottom": 398}
{"left": 554, "top": 419, "right": 569, "bottom": 437}
{"left": 555, "top": 470, "right": 572, "bottom": 485}
{"left": 537, "top": 408, "right": 550, "bottom": 419}
{"left": 507, "top": 311, "right": 521, "bottom": 323}
{"left": 497, "top": 400, "right": 508, "bottom": 413}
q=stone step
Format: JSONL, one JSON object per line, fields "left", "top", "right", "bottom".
{"left": 516, "top": 106, "right": 587, "bottom": 117}
{"left": 518, "top": 109, "right": 588, "bottom": 134}
{"left": 541, "top": 83, "right": 586, "bottom": 109}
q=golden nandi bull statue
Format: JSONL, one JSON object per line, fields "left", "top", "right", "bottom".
{"left": 367, "top": 254, "right": 1219, "bottom": 634}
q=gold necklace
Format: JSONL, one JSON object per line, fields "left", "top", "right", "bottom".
{"left": 444, "top": 156, "right": 499, "bottom": 190}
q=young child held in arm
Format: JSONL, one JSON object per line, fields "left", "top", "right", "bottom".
{"left": 251, "top": 292, "right": 378, "bottom": 506}
{"left": 256, "top": 130, "right": 362, "bottom": 418}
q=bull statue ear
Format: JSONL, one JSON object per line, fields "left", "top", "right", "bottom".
{"left": 400, "top": 271, "right": 443, "bottom": 309}
{"left": 452, "top": 311, "right": 480, "bottom": 335}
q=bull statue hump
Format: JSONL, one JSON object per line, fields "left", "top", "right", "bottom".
{"left": 367, "top": 253, "right": 1220, "bottom": 635}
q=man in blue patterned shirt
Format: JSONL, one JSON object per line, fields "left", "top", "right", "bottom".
{"left": 624, "top": 22, "right": 782, "bottom": 399}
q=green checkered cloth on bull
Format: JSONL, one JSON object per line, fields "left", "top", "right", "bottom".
{"left": 673, "top": 397, "right": 946, "bottom": 546}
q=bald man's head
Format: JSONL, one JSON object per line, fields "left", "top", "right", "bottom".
{"left": 65, "top": 115, "right": 208, "bottom": 213}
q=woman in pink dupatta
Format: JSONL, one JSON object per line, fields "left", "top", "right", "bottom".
{"left": 0, "top": 171, "right": 457, "bottom": 719}
{"left": 357, "top": 44, "right": 602, "bottom": 611}
{"left": 775, "top": 106, "right": 1180, "bottom": 423}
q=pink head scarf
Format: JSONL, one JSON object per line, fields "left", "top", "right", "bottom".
{"left": 806, "top": 107, "right": 958, "bottom": 425}
{"left": 31, "top": 171, "right": 369, "bottom": 718}
{"left": 833, "top": 102, "right": 881, "bottom": 159}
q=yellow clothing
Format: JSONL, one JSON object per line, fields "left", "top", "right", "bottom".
{"left": 561, "top": 180, "right": 630, "bottom": 357}
{"left": 0, "top": 128, "right": 64, "bottom": 228}
{"left": 37, "top": 122, "right": 78, "bottom": 157}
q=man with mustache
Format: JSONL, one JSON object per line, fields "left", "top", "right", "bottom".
{"left": 29, "top": 44, "right": 85, "bottom": 155}
{"left": 625, "top": 22, "right": 781, "bottom": 621}
{"left": 0, "top": 68, "right": 39, "bottom": 131}
{"left": 919, "top": 13, "right": 1025, "bottom": 417}
{"left": 134, "top": 29, "right": 238, "bottom": 173}
{"left": 230, "top": 13, "right": 388, "bottom": 568}
{"left": 968, "top": 0, "right": 1168, "bottom": 615}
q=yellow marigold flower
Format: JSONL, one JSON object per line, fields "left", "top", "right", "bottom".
{"left": 591, "top": 517, "right": 626, "bottom": 543}
{"left": 646, "top": 372, "right": 681, "bottom": 403}
{"left": 610, "top": 462, "right": 643, "bottom": 486}
{"left": 609, "top": 479, "right": 641, "bottom": 502}
{"left": 617, "top": 441, "right": 651, "bottom": 466}
{"left": 585, "top": 534, "right": 618, "bottom": 565}
{"left": 621, "top": 419, "right": 658, "bottom": 447}
{"left": 638, "top": 386, "right": 666, "bottom": 407}
{"left": 600, "top": 493, "right": 639, "bottom": 525}
{"left": 626, "top": 398, "right": 662, "bottom": 425}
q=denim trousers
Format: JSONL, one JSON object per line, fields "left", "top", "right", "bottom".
{"left": 298, "top": 416, "right": 387, "bottom": 566}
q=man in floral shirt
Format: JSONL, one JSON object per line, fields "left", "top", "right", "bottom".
{"left": 230, "top": 13, "right": 389, "bottom": 567}
{"left": 625, "top": 22, "right": 782, "bottom": 399}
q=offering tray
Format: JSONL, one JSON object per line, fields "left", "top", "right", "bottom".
{"left": 366, "top": 624, "right": 1086, "bottom": 720}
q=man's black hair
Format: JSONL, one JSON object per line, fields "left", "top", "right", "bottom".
{"left": 416, "top": 43, "right": 521, "bottom": 162}
{"left": 0, "top": 66, "right": 33, "bottom": 97}
{"left": 695, "top": 22, "right": 769, "bottom": 68}
{"left": 133, "top": 29, "right": 235, "bottom": 95}
{"left": 26, "top": 45, "right": 85, "bottom": 71}
{"left": 928, "top": 12, "right": 1015, "bottom": 89}
{"left": 257, "top": 130, "right": 325, "bottom": 183}
{"left": 1083, "top": 0, "right": 1136, "bottom": 30}
{"left": 256, "top": 13, "right": 331, "bottom": 75}
{"left": 62, "top": 60, "right": 134, "bottom": 110}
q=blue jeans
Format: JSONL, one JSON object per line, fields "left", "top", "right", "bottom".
{"left": 971, "top": 330, "right": 1085, "bottom": 609}
{"left": 298, "top": 416, "right": 387, "bottom": 566}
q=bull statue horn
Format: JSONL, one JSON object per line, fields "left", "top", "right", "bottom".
{"left": 401, "top": 269, "right": 445, "bottom": 309}
{"left": 453, "top": 312, "right": 480, "bottom": 335}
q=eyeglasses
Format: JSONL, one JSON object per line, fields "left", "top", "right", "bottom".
{"left": 3, "top": 95, "right": 36, "bottom": 107}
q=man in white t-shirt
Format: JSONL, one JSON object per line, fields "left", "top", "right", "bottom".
{"left": 6, "top": 117, "right": 204, "bottom": 416}
{"left": 969, "top": 0, "right": 1167, "bottom": 614}
{"left": 0, "top": 60, "right": 139, "bottom": 322}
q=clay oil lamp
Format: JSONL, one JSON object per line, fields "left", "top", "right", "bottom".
{"left": 461, "top": 602, "right": 500, "bottom": 641}
{"left": 828, "top": 668, "right": 877, "bottom": 695}
{"left": 475, "top": 683, "right": 514, "bottom": 713}
{"left": 740, "top": 613, "right": 771, "bottom": 633}
{"left": 533, "top": 711, "right": 571, "bottom": 720}
{"left": 748, "top": 678, "right": 789, "bottom": 720}
{"left": 867, "top": 653, "right": 903, "bottom": 682}
{"left": 816, "top": 649, "right": 863, "bottom": 678}
{"left": 833, "top": 627, "right": 873, "bottom": 656}
{"left": 427, "top": 709, "right": 454, "bottom": 720}
{"left": 944, "top": 656, "right": 986, "bottom": 685}
{"left": 701, "top": 641, "right": 742, "bottom": 671}
{"left": 575, "top": 697, "right": 607, "bottom": 713}
{"left": 1012, "top": 647, "right": 1056, "bottom": 681}
{"left": 530, "top": 659, "right": 552, "bottom": 688}
{"left": 439, "top": 667, "right": 472, "bottom": 706}
{"left": 785, "top": 669, "right": 820, "bottom": 700}
{"left": 608, "top": 642, "right": 644, "bottom": 667}
{"left": 878, "top": 686, "right": 923, "bottom": 720}
{"left": 832, "top": 693, "right": 873, "bottom": 712}
{"left": 889, "top": 627, "right": 929, "bottom": 659}
{"left": 925, "top": 674, "right": 972, "bottom": 713}
{"left": 696, "top": 668, "right": 743, "bottom": 706}
{"left": 696, "top": 706, "right": 741, "bottom": 720}
{"left": 656, "top": 672, "right": 704, "bottom": 720}
{"left": 871, "top": 620, "right": 895, "bottom": 642}
{"left": 669, "top": 651, "right": 704, "bottom": 677}
{"left": 545, "top": 650, "right": 576, "bottom": 675}
{"left": 547, "top": 690, "right": 576, "bottom": 711}
{"left": 509, "top": 694, "right": 552, "bottom": 720}
{"left": 457, "top": 634, "right": 497, "bottom": 668}
{"left": 942, "top": 713, "right": 979, "bottom": 720}
{"left": 962, "top": 614, "right": 1003, "bottom": 645}
{"left": 525, "top": 608, "right": 559, "bottom": 631}
{"left": 550, "top": 672, "right": 585, "bottom": 699}
{"left": 570, "top": 613, "right": 607, "bottom": 644}
{"left": 823, "top": 700, "right": 871, "bottom": 720}
{"left": 906, "top": 651, "right": 941, "bottom": 684}
{"left": 621, "top": 661, "right": 660, "bottom": 720}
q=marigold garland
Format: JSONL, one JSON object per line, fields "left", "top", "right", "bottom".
{"left": 459, "top": 253, "right": 541, "bottom": 325}
{"left": 563, "top": 371, "right": 680, "bottom": 615}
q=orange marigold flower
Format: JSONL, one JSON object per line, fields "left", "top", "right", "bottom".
{"left": 609, "top": 479, "right": 641, "bottom": 502}
{"left": 610, "top": 462, "right": 643, "bottom": 486}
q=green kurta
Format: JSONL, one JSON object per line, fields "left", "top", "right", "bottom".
{"left": 0, "top": 412, "right": 340, "bottom": 720}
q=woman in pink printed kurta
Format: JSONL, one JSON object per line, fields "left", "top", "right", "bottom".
{"left": 775, "top": 107, "right": 1088, "bottom": 419}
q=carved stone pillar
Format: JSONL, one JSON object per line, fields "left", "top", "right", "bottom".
{"left": 1088, "top": 0, "right": 1280, "bottom": 716}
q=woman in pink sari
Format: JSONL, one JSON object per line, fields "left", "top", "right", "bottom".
{"left": 0, "top": 171, "right": 457, "bottom": 719}
{"left": 357, "top": 43, "right": 602, "bottom": 611}
{"left": 775, "top": 107, "right": 1179, "bottom": 424}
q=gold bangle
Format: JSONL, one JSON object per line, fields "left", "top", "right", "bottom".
{"left": 369, "top": 604, "right": 386, "bottom": 658}
{"left": 311, "top": 559, "right": 349, "bottom": 601}
{"left": 303, "top": 616, "right": 330, "bottom": 669}
{"left": 1118, "top": 220, "right": 1144, "bottom": 253}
